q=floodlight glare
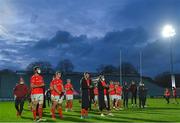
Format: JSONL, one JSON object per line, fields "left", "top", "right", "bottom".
{"left": 162, "top": 25, "right": 176, "bottom": 38}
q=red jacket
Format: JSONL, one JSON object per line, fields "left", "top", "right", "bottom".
{"left": 13, "top": 84, "right": 28, "bottom": 99}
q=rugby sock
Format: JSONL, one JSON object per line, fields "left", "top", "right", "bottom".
{"left": 85, "top": 109, "right": 88, "bottom": 117}
{"left": 81, "top": 109, "right": 85, "bottom": 116}
{"left": 38, "top": 107, "right": 43, "bottom": 118}
{"left": 66, "top": 101, "right": 69, "bottom": 109}
{"left": 32, "top": 110, "right": 36, "bottom": 120}
{"left": 70, "top": 101, "right": 72, "bottom": 109}
{"left": 51, "top": 108, "right": 55, "bottom": 118}
{"left": 58, "top": 107, "right": 63, "bottom": 118}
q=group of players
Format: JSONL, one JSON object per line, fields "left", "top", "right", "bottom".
{"left": 13, "top": 66, "right": 147, "bottom": 122}
{"left": 80, "top": 73, "right": 147, "bottom": 119}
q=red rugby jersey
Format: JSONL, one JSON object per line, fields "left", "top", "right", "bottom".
{"left": 116, "top": 85, "right": 122, "bottom": 96}
{"left": 30, "top": 75, "right": 44, "bottom": 94}
{"left": 65, "top": 83, "right": 73, "bottom": 95}
{"left": 51, "top": 78, "right": 63, "bottom": 96}
{"left": 109, "top": 84, "right": 115, "bottom": 95}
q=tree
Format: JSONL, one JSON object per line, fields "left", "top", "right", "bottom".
{"left": 120, "top": 62, "right": 139, "bottom": 75}
{"left": 56, "top": 59, "right": 74, "bottom": 73}
{"left": 96, "top": 64, "right": 118, "bottom": 74}
{"left": 154, "top": 72, "right": 172, "bottom": 88}
{"left": 96, "top": 62, "right": 139, "bottom": 75}
{"left": 26, "top": 61, "right": 54, "bottom": 74}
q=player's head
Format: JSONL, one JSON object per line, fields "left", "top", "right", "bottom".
{"left": 67, "top": 79, "right": 71, "bottom": 83}
{"left": 19, "top": 77, "right": 24, "bottom": 84}
{"left": 99, "top": 75, "right": 105, "bottom": 81}
{"left": 124, "top": 81, "right": 127, "bottom": 85}
{"left": 55, "top": 71, "right": 61, "bottom": 79}
{"left": 84, "top": 72, "right": 90, "bottom": 79}
{"left": 132, "top": 81, "right": 135, "bottom": 84}
{"left": 33, "top": 66, "right": 41, "bottom": 74}
{"left": 110, "top": 80, "right": 113, "bottom": 84}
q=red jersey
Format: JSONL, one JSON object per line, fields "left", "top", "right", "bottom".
{"left": 165, "top": 90, "right": 170, "bottom": 97}
{"left": 30, "top": 75, "right": 44, "bottom": 94}
{"left": 94, "top": 87, "right": 98, "bottom": 95}
{"left": 116, "top": 85, "right": 122, "bottom": 96}
{"left": 173, "top": 88, "right": 177, "bottom": 96}
{"left": 65, "top": 83, "right": 73, "bottom": 95}
{"left": 51, "top": 78, "right": 63, "bottom": 96}
{"left": 109, "top": 84, "right": 115, "bottom": 95}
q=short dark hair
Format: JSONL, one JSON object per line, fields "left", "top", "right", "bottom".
{"left": 33, "top": 66, "right": 40, "bottom": 71}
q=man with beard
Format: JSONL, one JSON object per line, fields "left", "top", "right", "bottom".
{"left": 98, "top": 75, "right": 113, "bottom": 117}
{"left": 80, "top": 72, "right": 91, "bottom": 119}
{"left": 30, "top": 66, "right": 46, "bottom": 122}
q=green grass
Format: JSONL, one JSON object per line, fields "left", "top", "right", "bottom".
{"left": 0, "top": 98, "right": 180, "bottom": 122}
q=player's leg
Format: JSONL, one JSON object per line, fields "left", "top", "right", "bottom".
{"left": 131, "top": 94, "right": 133, "bottom": 106}
{"left": 15, "top": 98, "right": 20, "bottom": 116}
{"left": 69, "top": 95, "right": 73, "bottom": 111}
{"left": 57, "top": 97, "right": 63, "bottom": 119}
{"left": 37, "top": 94, "right": 46, "bottom": 122}
{"left": 126, "top": 96, "right": 129, "bottom": 108}
{"left": 19, "top": 98, "right": 25, "bottom": 116}
{"left": 51, "top": 95, "right": 57, "bottom": 119}
{"left": 65, "top": 95, "right": 69, "bottom": 112}
{"left": 31, "top": 94, "right": 38, "bottom": 121}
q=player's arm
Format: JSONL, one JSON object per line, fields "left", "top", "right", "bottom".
{"left": 70, "top": 85, "right": 74, "bottom": 91}
{"left": 31, "top": 83, "right": 45, "bottom": 88}
{"left": 53, "top": 85, "right": 61, "bottom": 95}
{"left": 108, "top": 87, "right": 114, "bottom": 92}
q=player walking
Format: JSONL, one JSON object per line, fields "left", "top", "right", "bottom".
{"left": 30, "top": 66, "right": 46, "bottom": 122}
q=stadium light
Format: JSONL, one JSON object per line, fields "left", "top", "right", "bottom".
{"left": 162, "top": 25, "right": 176, "bottom": 38}
{"left": 162, "top": 24, "right": 176, "bottom": 88}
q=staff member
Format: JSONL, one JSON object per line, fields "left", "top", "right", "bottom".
{"left": 80, "top": 72, "right": 91, "bottom": 119}
{"left": 98, "top": 75, "right": 111, "bottom": 117}
{"left": 138, "top": 83, "right": 147, "bottom": 108}
{"left": 123, "top": 82, "right": 129, "bottom": 108}
{"left": 13, "top": 77, "right": 28, "bottom": 117}
{"left": 129, "top": 81, "right": 137, "bottom": 107}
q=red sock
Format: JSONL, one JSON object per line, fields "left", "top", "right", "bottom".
{"left": 58, "top": 107, "right": 63, "bottom": 118}
{"left": 38, "top": 108, "right": 43, "bottom": 119}
{"left": 70, "top": 101, "right": 72, "bottom": 109}
{"left": 85, "top": 109, "right": 88, "bottom": 117}
{"left": 32, "top": 110, "right": 36, "bottom": 120}
{"left": 81, "top": 109, "right": 85, "bottom": 116}
{"left": 51, "top": 108, "right": 55, "bottom": 118}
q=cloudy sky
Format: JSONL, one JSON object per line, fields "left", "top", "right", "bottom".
{"left": 0, "top": 0, "right": 180, "bottom": 77}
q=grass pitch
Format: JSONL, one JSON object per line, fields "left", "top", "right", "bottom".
{"left": 0, "top": 98, "right": 180, "bottom": 122}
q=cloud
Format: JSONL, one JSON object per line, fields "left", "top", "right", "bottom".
{"left": 0, "top": 0, "right": 180, "bottom": 77}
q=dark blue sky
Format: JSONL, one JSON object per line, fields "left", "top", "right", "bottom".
{"left": 0, "top": 0, "right": 180, "bottom": 77}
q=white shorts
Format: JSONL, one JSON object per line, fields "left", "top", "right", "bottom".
{"left": 94, "top": 95, "right": 98, "bottom": 101}
{"left": 110, "top": 95, "right": 116, "bottom": 101}
{"left": 51, "top": 95, "right": 64, "bottom": 104}
{"left": 104, "top": 95, "right": 108, "bottom": 102}
{"left": 66, "top": 95, "right": 73, "bottom": 100}
{"left": 115, "top": 95, "right": 122, "bottom": 100}
{"left": 31, "top": 94, "right": 44, "bottom": 104}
